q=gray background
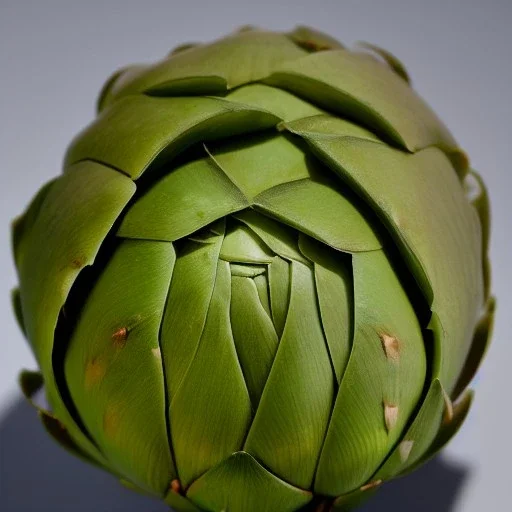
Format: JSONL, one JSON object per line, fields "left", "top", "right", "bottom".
{"left": 1, "top": 1, "right": 510, "bottom": 510}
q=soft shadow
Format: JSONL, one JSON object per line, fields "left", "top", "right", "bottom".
{"left": 360, "top": 455, "right": 470, "bottom": 512}
{"left": 0, "top": 398, "right": 168, "bottom": 512}
{"left": 0, "top": 398, "right": 470, "bottom": 512}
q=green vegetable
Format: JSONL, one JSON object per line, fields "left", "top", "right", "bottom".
{"left": 12, "top": 26, "right": 493, "bottom": 511}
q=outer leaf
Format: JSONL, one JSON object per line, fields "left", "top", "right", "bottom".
{"left": 255, "top": 175, "right": 382, "bottom": 253}
{"left": 355, "top": 42, "right": 411, "bottom": 83}
{"left": 298, "top": 235, "right": 353, "bottom": 384}
{"left": 65, "top": 95, "right": 281, "bottom": 179}
{"left": 18, "top": 370, "right": 103, "bottom": 470}
{"left": 64, "top": 240, "right": 176, "bottom": 495}
{"left": 265, "top": 50, "right": 458, "bottom": 155}
{"left": 314, "top": 250, "right": 426, "bottom": 496}
{"left": 230, "top": 276, "right": 279, "bottom": 407}
{"left": 452, "top": 297, "right": 495, "bottom": 399}
{"left": 209, "top": 133, "right": 313, "bottom": 201}
{"left": 16, "top": 161, "right": 135, "bottom": 465}
{"left": 11, "top": 288, "right": 25, "bottom": 336}
{"left": 401, "top": 389, "right": 474, "bottom": 477}
{"left": 465, "top": 169, "right": 492, "bottom": 299}
{"left": 104, "top": 30, "right": 307, "bottom": 102}
{"left": 244, "top": 262, "right": 334, "bottom": 489}
{"left": 284, "top": 123, "right": 484, "bottom": 392}
{"left": 374, "top": 379, "right": 446, "bottom": 481}
{"left": 187, "top": 452, "right": 312, "bottom": 512}
{"left": 227, "top": 84, "right": 324, "bottom": 122}
{"left": 118, "top": 155, "right": 249, "bottom": 241}
{"left": 170, "top": 261, "right": 252, "bottom": 487}
{"left": 12, "top": 178, "right": 56, "bottom": 270}
{"left": 288, "top": 26, "right": 345, "bottom": 52}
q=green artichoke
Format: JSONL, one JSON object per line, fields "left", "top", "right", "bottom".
{"left": 11, "top": 26, "right": 493, "bottom": 512}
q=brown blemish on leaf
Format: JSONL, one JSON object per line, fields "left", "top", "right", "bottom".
{"left": 399, "top": 440, "right": 414, "bottom": 463}
{"left": 103, "top": 406, "right": 120, "bottom": 437}
{"left": 71, "top": 257, "right": 86, "bottom": 269}
{"left": 297, "top": 40, "right": 331, "bottom": 52}
{"left": 112, "top": 327, "right": 128, "bottom": 348}
{"left": 380, "top": 333, "right": 400, "bottom": 362}
{"left": 170, "top": 479, "right": 182, "bottom": 495}
{"left": 383, "top": 402, "right": 399, "bottom": 431}
{"left": 360, "top": 480, "right": 382, "bottom": 492}
{"left": 85, "top": 358, "right": 106, "bottom": 388}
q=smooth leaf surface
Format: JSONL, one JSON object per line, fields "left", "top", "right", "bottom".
{"left": 374, "top": 379, "right": 446, "bottom": 481}
{"left": 285, "top": 125, "right": 484, "bottom": 392}
{"left": 315, "top": 249, "right": 426, "bottom": 496}
{"left": 105, "top": 30, "right": 307, "bottom": 101}
{"left": 255, "top": 175, "right": 383, "bottom": 253}
{"left": 64, "top": 240, "right": 176, "bottom": 494}
{"left": 187, "top": 452, "right": 312, "bottom": 512}
{"left": 230, "top": 276, "right": 279, "bottom": 407}
{"left": 118, "top": 155, "right": 249, "bottom": 241}
{"left": 244, "top": 262, "right": 334, "bottom": 489}
{"left": 65, "top": 95, "right": 281, "bottom": 179}
{"left": 160, "top": 228, "right": 224, "bottom": 403}
{"left": 170, "top": 261, "right": 251, "bottom": 487}
{"left": 17, "top": 161, "right": 135, "bottom": 465}
{"left": 298, "top": 235, "right": 353, "bottom": 384}
{"left": 266, "top": 49, "right": 458, "bottom": 155}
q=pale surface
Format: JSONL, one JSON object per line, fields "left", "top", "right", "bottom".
{"left": 1, "top": 1, "right": 510, "bottom": 511}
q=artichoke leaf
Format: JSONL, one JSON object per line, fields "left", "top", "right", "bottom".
{"left": 170, "top": 260, "right": 252, "bottom": 488}
{"left": 104, "top": 30, "right": 307, "bottom": 102}
{"left": 187, "top": 452, "right": 312, "bottom": 512}
{"left": 65, "top": 94, "right": 281, "bottom": 179}
{"left": 398, "top": 389, "right": 474, "bottom": 478}
{"left": 234, "top": 209, "right": 309, "bottom": 265}
{"left": 265, "top": 49, "right": 459, "bottom": 159}
{"left": 244, "top": 261, "right": 334, "bottom": 489}
{"left": 284, "top": 126, "right": 484, "bottom": 393}
{"left": 118, "top": 154, "right": 249, "bottom": 241}
{"left": 16, "top": 161, "right": 135, "bottom": 466}
{"left": 18, "top": 370, "right": 104, "bottom": 470}
{"left": 465, "top": 169, "right": 492, "bottom": 299}
{"left": 373, "top": 379, "right": 446, "bottom": 481}
{"left": 227, "top": 84, "right": 324, "bottom": 122}
{"left": 64, "top": 240, "right": 177, "bottom": 495}
{"left": 288, "top": 26, "right": 345, "bottom": 52}
{"left": 298, "top": 235, "right": 353, "bottom": 384}
{"left": 254, "top": 174, "right": 383, "bottom": 254}
{"left": 355, "top": 42, "right": 411, "bottom": 83}
{"left": 230, "top": 276, "right": 279, "bottom": 407}
{"left": 452, "top": 297, "right": 495, "bottom": 400}
{"left": 314, "top": 249, "right": 426, "bottom": 496}
{"left": 11, "top": 288, "right": 25, "bottom": 336}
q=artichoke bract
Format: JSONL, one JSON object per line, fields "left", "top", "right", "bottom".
{"left": 12, "top": 26, "right": 493, "bottom": 512}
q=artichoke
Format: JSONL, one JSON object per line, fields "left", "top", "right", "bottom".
{"left": 11, "top": 26, "right": 493, "bottom": 512}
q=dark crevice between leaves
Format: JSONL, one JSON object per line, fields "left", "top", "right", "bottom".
{"left": 156, "top": 246, "right": 180, "bottom": 494}
{"left": 311, "top": 254, "right": 355, "bottom": 493}
{"left": 52, "top": 230, "right": 122, "bottom": 452}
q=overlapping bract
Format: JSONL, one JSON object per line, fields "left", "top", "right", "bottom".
{"left": 12, "top": 26, "right": 493, "bottom": 512}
